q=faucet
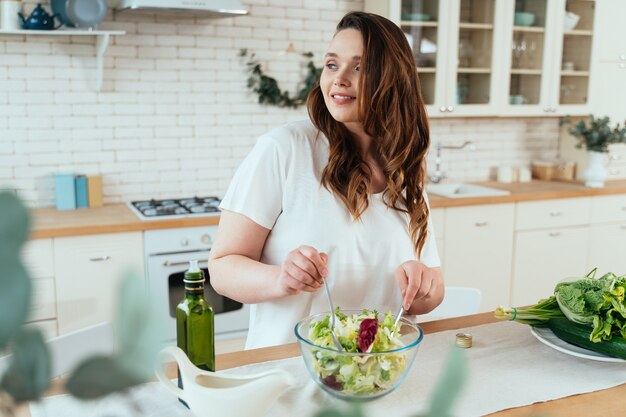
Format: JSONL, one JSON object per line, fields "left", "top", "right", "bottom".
{"left": 428, "top": 141, "right": 476, "bottom": 184}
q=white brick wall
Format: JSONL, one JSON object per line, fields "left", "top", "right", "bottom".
{"left": 0, "top": 0, "right": 560, "bottom": 207}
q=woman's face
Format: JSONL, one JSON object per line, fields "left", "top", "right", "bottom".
{"left": 320, "top": 28, "right": 363, "bottom": 127}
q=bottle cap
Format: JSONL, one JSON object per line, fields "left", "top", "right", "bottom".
{"left": 188, "top": 260, "right": 200, "bottom": 273}
{"left": 455, "top": 333, "right": 473, "bottom": 348}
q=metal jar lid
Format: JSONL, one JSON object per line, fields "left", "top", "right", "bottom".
{"left": 455, "top": 333, "right": 473, "bottom": 348}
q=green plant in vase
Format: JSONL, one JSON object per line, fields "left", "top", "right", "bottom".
{"left": 562, "top": 115, "right": 626, "bottom": 188}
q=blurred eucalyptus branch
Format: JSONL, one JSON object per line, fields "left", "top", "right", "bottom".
{"left": 239, "top": 48, "right": 322, "bottom": 108}
{"left": 0, "top": 191, "right": 162, "bottom": 415}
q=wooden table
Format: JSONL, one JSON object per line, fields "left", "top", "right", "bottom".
{"left": 18, "top": 312, "right": 626, "bottom": 417}
{"left": 215, "top": 313, "right": 626, "bottom": 417}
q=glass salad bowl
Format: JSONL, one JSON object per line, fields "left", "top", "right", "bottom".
{"left": 294, "top": 310, "right": 423, "bottom": 401}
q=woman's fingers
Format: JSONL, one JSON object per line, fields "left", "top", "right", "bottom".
{"left": 280, "top": 245, "right": 328, "bottom": 294}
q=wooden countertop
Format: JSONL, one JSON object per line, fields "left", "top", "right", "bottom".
{"left": 31, "top": 180, "right": 626, "bottom": 238}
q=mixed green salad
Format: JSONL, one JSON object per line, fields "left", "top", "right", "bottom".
{"left": 307, "top": 309, "right": 408, "bottom": 395}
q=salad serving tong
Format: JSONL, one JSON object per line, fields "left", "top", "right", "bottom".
{"left": 323, "top": 278, "right": 344, "bottom": 351}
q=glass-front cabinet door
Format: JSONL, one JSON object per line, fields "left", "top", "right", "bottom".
{"left": 363, "top": 0, "right": 596, "bottom": 117}
{"left": 395, "top": 0, "right": 502, "bottom": 117}
{"left": 501, "top": 0, "right": 595, "bottom": 116}
{"left": 501, "top": 0, "right": 554, "bottom": 115}
{"left": 449, "top": 0, "right": 501, "bottom": 116}
{"left": 551, "top": 0, "right": 595, "bottom": 114}
{"left": 393, "top": 0, "right": 444, "bottom": 111}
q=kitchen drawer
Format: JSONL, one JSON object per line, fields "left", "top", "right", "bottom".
{"left": 430, "top": 208, "right": 445, "bottom": 241}
{"left": 22, "top": 238, "right": 54, "bottom": 280}
{"left": 26, "top": 277, "right": 56, "bottom": 323}
{"left": 590, "top": 194, "right": 626, "bottom": 224}
{"left": 606, "top": 166, "right": 626, "bottom": 180}
{"left": 515, "top": 197, "right": 591, "bottom": 231}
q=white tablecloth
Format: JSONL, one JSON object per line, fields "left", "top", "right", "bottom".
{"left": 30, "top": 321, "right": 626, "bottom": 417}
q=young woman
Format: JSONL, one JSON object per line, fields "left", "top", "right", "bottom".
{"left": 209, "top": 11, "right": 444, "bottom": 349}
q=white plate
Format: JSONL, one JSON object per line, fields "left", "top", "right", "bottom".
{"left": 530, "top": 326, "right": 625, "bottom": 363}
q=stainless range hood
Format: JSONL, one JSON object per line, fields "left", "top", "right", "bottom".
{"left": 115, "top": 0, "right": 249, "bottom": 17}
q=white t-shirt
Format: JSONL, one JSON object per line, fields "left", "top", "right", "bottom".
{"left": 220, "top": 119, "right": 440, "bottom": 349}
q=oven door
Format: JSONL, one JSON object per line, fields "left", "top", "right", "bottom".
{"left": 147, "top": 250, "right": 250, "bottom": 341}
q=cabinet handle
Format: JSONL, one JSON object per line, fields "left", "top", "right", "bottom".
{"left": 89, "top": 256, "right": 111, "bottom": 262}
{"left": 620, "top": 63, "right": 626, "bottom": 69}
{"left": 549, "top": 211, "right": 563, "bottom": 217}
{"left": 162, "top": 259, "right": 209, "bottom": 267}
{"left": 439, "top": 106, "right": 447, "bottom": 112}
{"left": 610, "top": 169, "right": 620, "bottom": 175}
{"left": 610, "top": 154, "right": 621, "bottom": 161}
{"left": 620, "top": 54, "right": 626, "bottom": 61}
{"left": 543, "top": 106, "right": 551, "bottom": 112}
{"left": 549, "top": 232, "right": 561, "bottom": 237}
{"left": 474, "top": 221, "right": 488, "bottom": 227}
{"left": 447, "top": 105, "right": 454, "bottom": 112}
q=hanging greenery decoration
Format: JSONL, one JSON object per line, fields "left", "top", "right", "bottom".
{"left": 239, "top": 48, "right": 322, "bottom": 109}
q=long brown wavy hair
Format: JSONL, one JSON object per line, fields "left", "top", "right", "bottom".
{"left": 307, "top": 11, "right": 431, "bottom": 257}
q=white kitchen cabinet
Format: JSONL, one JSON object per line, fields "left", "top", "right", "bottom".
{"left": 365, "top": 0, "right": 505, "bottom": 117}
{"left": 442, "top": 203, "right": 515, "bottom": 311}
{"left": 54, "top": 232, "right": 144, "bottom": 335}
{"left": 21, "top": 238, "right": 57, "bottom": 335}
{"left": 516, "top": 197, "right": 591, "bottom": 230}
{"left": 500, "top": 0, "right": 596, "bottom": 116}
{"left": 512, "top": 226, "right": 589, "bottom": 306}
{"left": 430, "top": 207, "right": 445, "bottom": 258}
{"left": 366, "top": 0, "right": 597, "bottom": 117}
{"left": 512, "top": 197, "right": 591, "bottom": 306}
{"left": 588, "top": 0, "right": 626, "bottom": 122}
{"left": 587, "top": 194, "right": 626, "bottom": 274}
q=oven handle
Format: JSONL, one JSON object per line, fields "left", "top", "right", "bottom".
{"left": 162, "top": 259, "right": 208, "bottom": 267}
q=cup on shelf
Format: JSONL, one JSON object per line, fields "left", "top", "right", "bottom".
{"left": 509, "top": 95, "right": 525, "bottom": 105}
{"left": 563, "top": 11, "right": 580, "bottom": 31}
{"left": 514, "top": 12, "right": 535, "bottom": 27}
{"left": 562, "top": 61, "right": 575, "bottom": 71}
{"left": 1, "top": 0, "right": 22, "bottom": 31}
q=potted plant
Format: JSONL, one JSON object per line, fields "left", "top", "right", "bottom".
{"left": 562, "top": 115, "right": 626, "bottom": 188}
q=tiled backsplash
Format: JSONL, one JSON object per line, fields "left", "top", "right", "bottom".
{"left": 1, "top": 0, "right": 559, "bottom": 208}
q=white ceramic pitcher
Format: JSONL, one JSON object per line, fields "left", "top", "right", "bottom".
{"left": 156, "top": 346, "right": 295, "bottom": 417}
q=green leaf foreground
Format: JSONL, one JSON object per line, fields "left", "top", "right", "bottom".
{"left": 0, "top": 191, "right": 164, "bottom": 405}
{"left": 0, "top": 328, "right": 50, "bottom": 402}
{"left": 66, "top": 272, "right": 165, "bottom": 399}
{"left": 0, "top": 192, "right": 32, "bottom": 349}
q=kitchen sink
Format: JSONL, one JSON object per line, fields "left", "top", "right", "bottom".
{"left": 427, "top": 183, "right": 511, "bottom": 198}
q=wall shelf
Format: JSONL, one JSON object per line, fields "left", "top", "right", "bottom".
{"left": 0, "top": 29, "right": 125, "bottom": 91}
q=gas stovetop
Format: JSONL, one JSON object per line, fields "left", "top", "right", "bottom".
{"left": 128, "top": 196, "right": 221, "bottom": 220}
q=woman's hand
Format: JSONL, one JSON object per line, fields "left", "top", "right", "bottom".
{"left": 394, "top": 260, "right": 444, "bottom": 315}
{"left": 278, "top": 246, "right": 328, "bottom": 295}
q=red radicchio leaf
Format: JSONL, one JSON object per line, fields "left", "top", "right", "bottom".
{"left": 357, "top": 318, "right": 378, "bottom": 352}
{"left": 320, "top": 374, "right": 343, "bottom": 391}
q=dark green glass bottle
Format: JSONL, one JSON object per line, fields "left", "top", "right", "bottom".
{"left": 176, "top": 260, "right": 215, "bottom": 406}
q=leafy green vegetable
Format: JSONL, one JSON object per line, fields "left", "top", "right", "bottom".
{"left": 496, "top": 268, "right": 626, "bottom": 343}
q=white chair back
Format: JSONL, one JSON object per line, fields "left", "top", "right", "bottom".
{"left": 417, "top": 287, "right": 482, "bottom": 322}
{"left": 0, "top": 322, "right": 114, "bottom": 379}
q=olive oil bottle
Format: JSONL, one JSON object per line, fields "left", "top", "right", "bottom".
{"left": 176, "top": 260, "right": 215, "bottom": 406}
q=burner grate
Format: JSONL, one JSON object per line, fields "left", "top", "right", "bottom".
{"left": 129, "top": 196, "right": 221, "bottom": 219}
